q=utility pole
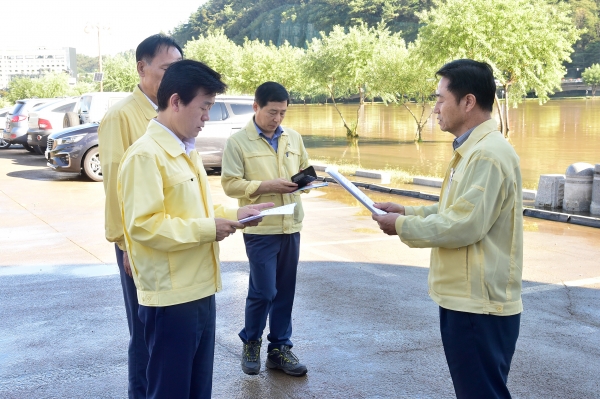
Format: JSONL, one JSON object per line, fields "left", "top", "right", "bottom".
{"left": 85, "top": 22, "right": 110, "bottom": 92}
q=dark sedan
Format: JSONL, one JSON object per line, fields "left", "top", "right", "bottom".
{"left": 46, "top": 123, "right": 101, "bottom": 181}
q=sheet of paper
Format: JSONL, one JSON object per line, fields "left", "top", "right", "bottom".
{"left": 325, "top": 167, "right": 386, "bottom": 215}
{"left": 238, "top": 203, "right": 297, "bottom": 224}
{"left": 290, "top": 182, "right": 329, "bottom": 194}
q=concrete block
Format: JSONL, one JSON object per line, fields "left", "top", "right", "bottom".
{"left": 311, "top": 163, "right": 328, "bottom": 172}
{"left": 413, "top": 177, "right": 443, "bottom": 188}
{"left": 564, "top": 163, "right": 594, "bottom": 212}
{"left": 352, "top": 181, "right": 370, "bottom": 189}
{"left": 523, "top": 209, "right": 570, "bottom": 223}
{"left": 419, "top": 193, "right": 440, "bottom": 201}
{"left": 369, "top": 184, "right": 391, "bottom": 193}
{"left": 569, "top": 215, "right": 600, "bottom": 229}
{"left": 355, "top": 169, "right": 391, "bottom": 184}
{"left": 390, "top": 189, "right": 421, "bottom": 198}
{"left": 534, "top": 174, "right": 565, "bottom": 208}
{"left": 522, "top": 189, "right": 537, "bottom": 201}
{"left": 591, "top": 164, "right": 600, "bottom": 216}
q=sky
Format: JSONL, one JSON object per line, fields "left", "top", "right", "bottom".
{"left": 0, "top": 0, "right": 206, "bottom": 56}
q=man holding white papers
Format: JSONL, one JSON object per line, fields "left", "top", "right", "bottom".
{"left": 372, "top": 60, "right": 523, "bottom": 399}
{"left": 118, "top": 60, "right": 271, "bottom": 398}
{"left": 221, "top": 82, "right": 310, "bottom": 377}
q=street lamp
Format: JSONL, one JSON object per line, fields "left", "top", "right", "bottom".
{"left": 85, "top": 22, "right": 111, "bottom": 92}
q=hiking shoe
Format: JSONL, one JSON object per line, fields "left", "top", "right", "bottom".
{"left": 241, "top": 339, "right": 262, "bottom": 375}
{"left": 266, "top": 345, "right": 308, "bottom": 377}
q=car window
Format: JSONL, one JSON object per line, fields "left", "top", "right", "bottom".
{"left": 53, "top": 102, "right": 76, "bottom": 113}
{"left": 11, "top": 102, "right": 25, "bottom": 115}
{"left": 230, "top": 103, "right": 254, "bottom": 116}
{"left": 209, "top": 103, "right": 224, "bottom": 121}
{"left": 80, "top": 96, "right": 92, "bottom": 113}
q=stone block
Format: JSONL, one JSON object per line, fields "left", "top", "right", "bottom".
{"left": 591, "top": 164, "right": 600, "bottom": 216}
{"left": 390, "top": 189, "right": 421, "bottom": 198}
{"left": 413, "top": 177, "right": 443, "bottom": 188}
{"left": 569, "top": 215, "right": 600, "bottom": 229}
{"left": 522, "top": 189, "right": 537, "bottom": 201}
{"left": 369, "top": 184, "right": 391, "bottom": 193}
{"left": 534, "top": 174, "right": 565, "bottom": 208}
{"left": 355, "top": 169, "right": 391, "bottom": 184}
{"left": 564, "top": 163, "right": 594, "bottom": 212}
{"left": 311, "top": 163, "right": 328, "bottom": 172}
{"left": 523, "top": 209, "right": 570, "bottom": 223}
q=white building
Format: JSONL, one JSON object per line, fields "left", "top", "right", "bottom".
{"left": 0, "top": 47, "right": 77, "bottom": 89}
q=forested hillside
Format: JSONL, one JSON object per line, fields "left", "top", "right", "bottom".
{"left": 170, "top": 0, "right": 600, "bottom": 72}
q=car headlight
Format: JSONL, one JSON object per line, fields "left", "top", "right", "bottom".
{"left": 55, "top": 133, "right": 87, "bottom": 145}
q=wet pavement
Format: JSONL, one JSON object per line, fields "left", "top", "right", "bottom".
{"left": 1, "top": 147, "right": 599, "bottom": 398}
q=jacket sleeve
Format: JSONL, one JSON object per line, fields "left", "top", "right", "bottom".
{"left": 403, "top": 203, "right": 439, "bottom": 218}
{"left": 221, "top": 138, "right": 262, "bottom": 202}
{"left": 119, "top": 154, "right": 217, "bottom": 252}
{"left": 395, "top": 155, "right": 506, "bottom": 249}
{"left": 98, "top": 110, "right": 129, "bottom": 250}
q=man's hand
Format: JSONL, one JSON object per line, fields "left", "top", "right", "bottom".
{"left": 123, "top": 251, "right": 133, "bottom": 277}
{"left": 374, "top": 202, "right": 405, "bottom": 215}
{"left": 256, "top": 178, "right": 298, "bottom": 194}
{"left": 215, "top": 219, "right": 244, "bottom": 241}
{"left": 372, "top": 213, "right": 401, "bottom": 236}
{"left": 237, "top": 202, "right": 275, "bottom": 227}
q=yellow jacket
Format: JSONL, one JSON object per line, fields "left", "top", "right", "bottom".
{"left": 395, "top": 119, "right": 523, "bottom": 315}
{"left": 98, "top": 86, "right": 155, "bottom": 250}
{"left": 117, "top": 121, "right": 238, "bottom": 307}
{"left": 221, "top": 119, "right": 309, "bottom": 235}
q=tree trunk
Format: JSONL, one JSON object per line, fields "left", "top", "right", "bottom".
{"left": 494, "top": 93, "right": 504, "bottom": 134}
{"left": 502, "top": 84, "right": 510, "bottom": 138}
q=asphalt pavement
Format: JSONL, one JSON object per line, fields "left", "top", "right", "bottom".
{"left": 0, "top": 146, "right": 599, "bottom": 399}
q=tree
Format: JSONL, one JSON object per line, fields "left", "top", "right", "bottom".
{"left": 304, "top": 23, "right": 405, "bottom": 138}
{"left": 582, "top": 63, "right": 600, "bottom": 96}
{"left": 415, "top": 0, "right": 581, "bottom": 136}
{"left": 371, "top": 42, "right": 437, "bottom": 141}
{"left": 101, "top": 53, "right": 138, "bottom": 92}
{"left": 185, "top": 30, "right": 243, "bottom": 92}
{"left": 6, "top": 73, "right": 71, "bottom": 103}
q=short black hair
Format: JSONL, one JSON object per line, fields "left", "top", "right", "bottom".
{"left": 254, "top": 82, "right": 290, "bottom": 107}
{"left": 157, "top": 60, "right": 227, "bottom": 111}
{"left": 135, "top": 34, "right": 183, "bottom": 63}
{"left": 436, "top": 59, "right": 496, "bottom": 112}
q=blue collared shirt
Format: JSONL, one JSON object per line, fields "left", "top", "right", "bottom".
{"left": 254, "top": 119, "right": 284, "bottom": 152}
{"left": 452, "top": 126, "right": 476, "bottom": 151}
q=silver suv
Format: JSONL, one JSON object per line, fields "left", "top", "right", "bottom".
{"left": 3, "top": 98, "right": 60, "bottom": 151}
{"left": 47, "top": 94, "right": 255, "bottom": 181}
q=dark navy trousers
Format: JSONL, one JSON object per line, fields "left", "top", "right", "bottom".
{"left": 138, "top": 295, "right": 216, "bottom": 399}
{"left": 239, "top": 233, "right": 300, "bottom": 351}
{"left": 115, "top": 245, "right": 149, "bottom": 399}
{"left": 439, "top": 307, "right": 521, "bottom": 399}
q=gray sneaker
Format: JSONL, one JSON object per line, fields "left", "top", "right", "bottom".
{"left": 241, "top": 339, "right": 262, "bottom": 375}
{"left": 266, "top": 345, "right": 308, "bottom": 377}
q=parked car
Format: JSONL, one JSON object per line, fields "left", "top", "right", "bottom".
{"left": 26, "top": 98, "right": 78, "bottom": 155}
{"left": 46, "top": 123, "right": 101, "bottom": 181}
{"left": 3, "top": 98, "right": 61, "bottom": 151}
{"left": 0, "top": 106, "right": 13, "bottom": 149}
{"left": 47, "top": 95, "right": 255, "bottom": 181}
{"left": 63, "top": 92, "right": 130, "bottom": 127}
{"left": 195, "top": 95, "right": 254, "bottom": 168}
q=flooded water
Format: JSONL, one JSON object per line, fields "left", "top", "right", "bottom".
{"left": 286, "top": 99, "right": 600, "bottom": 189}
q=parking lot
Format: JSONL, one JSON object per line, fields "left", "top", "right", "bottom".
{"left": 1, "top": 146, "right": 599, "bottom": 398}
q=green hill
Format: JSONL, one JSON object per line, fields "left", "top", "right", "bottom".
{"left": 170, "top": 0, "right": 600, "bottom": 72}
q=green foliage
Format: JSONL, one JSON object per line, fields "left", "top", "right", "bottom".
{"left": 582, "top": 63, "right": 600, "bottom": 95}
{"left": 6, "top": 73, "right": 71, "bottom": 103}
{"left": 415, "top": 0, "right": 581, "bottom": 135}
{"left": 102, "top": 53, "right": 138, "bottom": 92}
{"left": 76, "top": 53, "right": 98, "bottom": 74}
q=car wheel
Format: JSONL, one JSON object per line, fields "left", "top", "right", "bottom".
{"left": 23, "top": 142, "right": 36, "bottom": 153}
{"left": 64, "top": 112, "right": 81, "bottom": 128}
{"left": 82, "top": 146, "right": 103, "bottom": 182}
{"left": 33, "top": 145, "right": 45, "bottom": 155}
{"left": 0, "top": 138, "right": 10, "bottom": 149}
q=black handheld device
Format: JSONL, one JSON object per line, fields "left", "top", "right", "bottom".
{"left": 291, "top": 166, "right": 317, "bottom": 189}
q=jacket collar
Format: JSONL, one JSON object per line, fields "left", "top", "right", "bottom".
{"left": 455, "top": 119, "right": 500, "bottom": 157}
{"left": 132, "top": 85, "right": 158, "bottom": 121}
{"left": 244, "top": 118, "right": 288, "bottom": 141}
{"left": 146, "top": 120, "right": 185, "bottom": 158}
